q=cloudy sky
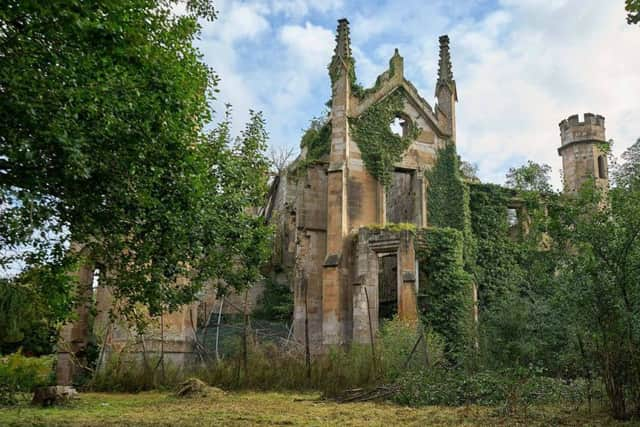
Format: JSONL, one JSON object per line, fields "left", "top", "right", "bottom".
{"left": 194, "top": 0, "right": 639, "bottom": 187}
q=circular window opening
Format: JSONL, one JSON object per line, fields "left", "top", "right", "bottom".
{"left": 389, "top": 115, "right": 409, "bottom": 137}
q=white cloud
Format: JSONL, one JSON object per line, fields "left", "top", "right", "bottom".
{"left": 192, "top": 0, "right": 640, "bottom": 188}
{"left": 279, "top": 22, "right": 334, "bottom": 70}
{"left": 450, "top": 0, "right": 640, "bottom": 186}
{"left": 202, "top": 3, "right": 270, "bottom": 42}
{"left": 270, "top": 0, "right": 343, "bottom": 17}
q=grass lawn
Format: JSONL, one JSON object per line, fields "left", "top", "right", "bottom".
{"left": 0, "top": 391, "right": 630, "bottom": 426}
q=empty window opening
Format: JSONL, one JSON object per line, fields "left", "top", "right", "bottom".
{"left": 597, "top": 155, "right": 607, "bottom": 179}
{"left": 386, "top": 170, "right": 415, "bottom": 223}
{"left": 507, "top": 208, "right": 518, "bottom": 228}
{"left": 92, "top": 268, "right": 101, "bottom": 296}
{"left": 389, "top": 116, "right": 408, "bottom": 137}
{"left": 378, "top": 254, "right": 398, "bottom": 321}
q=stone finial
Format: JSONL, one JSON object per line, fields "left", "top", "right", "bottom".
{"left": 437, "top": 35, "right": 453, "bottom": 85}
{"left": 329, "top": 18, "right": 352, "bottom": 83}
{"left": 334, "top": 18, "right": 352, "bottom": 61}
{"left": 390, "top": 48, "right": 404, "bottom": 77}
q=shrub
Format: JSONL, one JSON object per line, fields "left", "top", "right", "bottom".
{"left": 394, "top": 367, "right": 594, "bottom": 412}
{"left": 0, "top": 351, "right": 54, "bottom": 405}
{"left": 378, "top": 317, "right": 445, "bottom": 381}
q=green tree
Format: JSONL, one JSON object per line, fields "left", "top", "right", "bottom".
{"left": 550, "top": 179, "right": 640, "bottom": 419}
{"left": 459, "top": 160, "right": 479, "bottom": 182}
{"left": 627, "top": 0, "right": 640, "bottom": 24}
{"left": 613, "top": 138, "right": 640, "bottom": 189}
{"left": 0, "top": 261, "right": 77, "bottom": 355}
{"left": 0, "top": 1, "right": 272, "bottom": 326}
{"left": 505, "top": 161, "right": 552, "bottom": 193}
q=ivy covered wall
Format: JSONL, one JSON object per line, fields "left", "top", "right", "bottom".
{"left": 425, "top": 142, "right": 469, "bottom": 232}
{"left": 416, "top": 227, "right": 473, "bottom": 359}
{"left": 416, "top": 144, "right": 558, "bottom": 365}
{"left": 467, "top": 183, "right": 564, "bottom": 369}
{"left": 467, "top": 183, "right": 523, "bottom": 309}
{"left": 349, "top": 89, "right": 418, "bottom": 187}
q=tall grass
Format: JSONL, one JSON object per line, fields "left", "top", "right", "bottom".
{"left": 90, "top": 317, "right": 441, "bottom": 395}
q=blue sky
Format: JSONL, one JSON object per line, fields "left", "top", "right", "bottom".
{"left": 190, "top": 0, "right": 640, "bottom": 187}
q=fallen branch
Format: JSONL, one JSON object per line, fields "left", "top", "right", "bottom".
{"left": 335, "top": 384, "right": 401, "bottom": 403}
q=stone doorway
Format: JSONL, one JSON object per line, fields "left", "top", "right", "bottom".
{"left": 378, "top": 254, "right": 398, "bottom": 320}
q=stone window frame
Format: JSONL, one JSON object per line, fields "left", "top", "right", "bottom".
{"left": 597, "top": 155, "right": 607, "bottom": 179}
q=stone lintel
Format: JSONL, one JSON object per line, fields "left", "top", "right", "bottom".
{"left": 328, "top": 161, "right": 345, "bottom": 172}
{"left": 324, "top": 253, "right": 341, "bottom": 267}
{"left": 352, "top": 274, "right": 366, "bottom": 286}
{"left": 368, "top": 239, "right": 400, "bottom": 253}
{"left": 402, "top": 271, "right": 416, "bottom": 282}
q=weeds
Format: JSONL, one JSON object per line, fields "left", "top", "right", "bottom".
{"left": 0, "top": 351, "right": 55, "bottom": 405}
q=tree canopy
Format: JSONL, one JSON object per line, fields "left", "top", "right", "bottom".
{"left": 0, "top": 0, "right": 272, "bottom": 331}
{"left": 627, "top": 0, "right": 640, "bottom": 24}
{"left": 505, "top": 161, "right": 552, "bottom": 193}
{"left": 613, "top": 138, "right": 640, "bottom": 189}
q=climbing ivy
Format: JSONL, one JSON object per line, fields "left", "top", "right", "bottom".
{"left": 329, "top": 56, "right": 359, "bottom": 95}
{"left": 426, "top": 143, "right": 469, "bottom": 231}
{"left": 329, "top": 50, "right": 399, "bottom": 101}
{"left": 468, "top": 184, "right": 554, "bottom": 310}
{"left": 425, "top": 143, "right": 476, "bottom": 271}
{"left": 289, "top": 117, "right": 331, "bottom": 179}
{"left": 415, "top": 227, "right": 473, "bottom": 361}
{"left": 351, "top": 54, "right": 399, "bottom": 100}
{"left": 467, "top": 184, "right": 523, "bottom": 310}
{"left": 253, "top": 276, "right": 293, "bottom": 323}
{"left": 350, "top": 90, "right": 419, "bottom": 186}
{"left": 467, "top": 183, "right": 567, "bottom": 371}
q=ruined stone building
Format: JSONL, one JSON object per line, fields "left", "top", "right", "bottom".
{"left": 56, "top": 18, "right": 611, "bottom": 383}
{"left": 267, "top": 19, "right": 458, "bottom": 351}
{"left": 266, "top": 19, "right": 610, "bottom": 352}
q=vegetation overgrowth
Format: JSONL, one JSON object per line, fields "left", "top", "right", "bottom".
{"left": 0, "top": 352, "right": 55, "bottom": 405}
{"left": 1, "top": 0, "right": 640, "bottom": 425}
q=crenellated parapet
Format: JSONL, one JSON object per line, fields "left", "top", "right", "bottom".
{"left": 559, "top": 113, "right": 606, "bottom": 148}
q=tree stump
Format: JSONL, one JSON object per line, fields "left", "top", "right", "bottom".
{"left": 32, "top": 386, "right": 78, "bottom": 406}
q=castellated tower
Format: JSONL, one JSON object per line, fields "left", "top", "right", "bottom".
{"left": 558, "top": 113, "right": 609, "bottom": 193}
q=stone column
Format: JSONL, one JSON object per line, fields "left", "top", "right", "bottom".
{"left": 323, "top": 18, "right": 352, "bottom": 346}
{"left": 56, "top": 261, "right": 94, "bottom": 385}
{"left": 398, "top": 231, "right": 418, "bottom": 323}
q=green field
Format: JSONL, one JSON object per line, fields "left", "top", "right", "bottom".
{"left": 0, "top": 391, "right": 628, "bottom": 426}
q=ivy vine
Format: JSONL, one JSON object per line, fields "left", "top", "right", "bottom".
{"left": 329, "top": 52, "right": 399, "bottom": 101}
{"left": 425, "top": 143, "right": 476, "bottom": 270}
{"left": 289, "top": 117, "right": 331, "bottom": 179}
{"left": 349, "top": 90, "right": 419, "bottom": 186}
{"left": 415, "top": 227, "right": 473, "bottom": 360}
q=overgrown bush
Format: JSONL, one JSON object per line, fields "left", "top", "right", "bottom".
{"left": 378, "top": 317, "right": 445, "bottom": 381}
{"left": 395, "top": 367, "right": 598, "bottom": 412}
{"left": 0, "top": 352, "right": 55, "bottom": 405}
